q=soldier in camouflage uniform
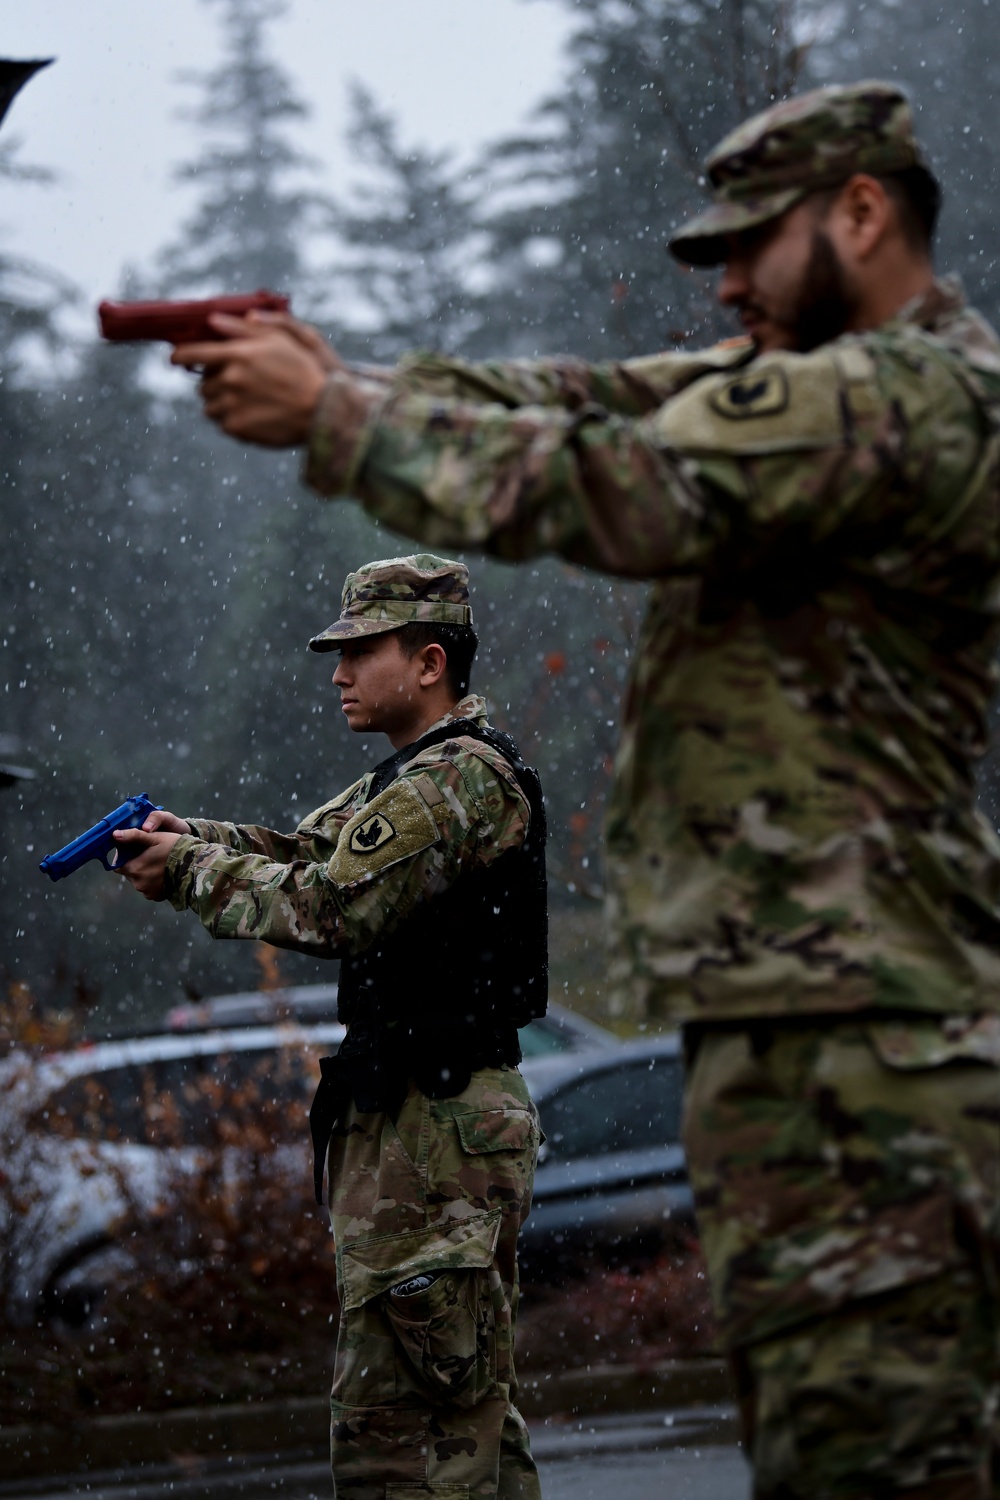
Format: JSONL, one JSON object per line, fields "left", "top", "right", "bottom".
{"left": 116, "top": 555, "right": 546, "bottom": 1500}
{"left": 173, "top": 83, "right": 1000, "bottom": 1498}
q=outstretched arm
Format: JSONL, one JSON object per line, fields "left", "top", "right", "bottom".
{"left": 171, "top": 310, "right": 754, "bottom": 445}
{"left": 134, "top": 750, "right": 529, "bottom": 960}
{"left": 173, "top": 313, "right": 963, "bottom": 585}
{"left": 303, "top": 338, "right": 963, "bottom": 579}
{"left": 115, "top": 784, "right": 367, "bottom": 901}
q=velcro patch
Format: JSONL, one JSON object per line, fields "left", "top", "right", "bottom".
{"left": 329, "top": 777, "right": 439, "bottom": 885}
{"left": 652, "top": 346, "right": 848, "bottom": 455}
{"left": 710, "top": 369, "right": 788, "bottom": 420}
{"left": 409, "top": 770, "right": 446, "bottom": 808}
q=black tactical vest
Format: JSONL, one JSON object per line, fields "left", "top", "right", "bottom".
{"left": 309, "top": 718, "right": 547, "bottom": 1200}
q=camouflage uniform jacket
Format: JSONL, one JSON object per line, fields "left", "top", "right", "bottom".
{"left": 305, "top": 279, "right": 1000, "bottom": 1024}
{"left": 162, "top": 696, "right": 532, "bottom": 958}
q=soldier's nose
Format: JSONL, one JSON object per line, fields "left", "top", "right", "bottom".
{"left": 718, "top": 260, "right": 749, "bottom": 307}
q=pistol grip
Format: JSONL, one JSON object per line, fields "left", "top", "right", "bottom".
{"left": 101, "top": 797, "right": 162, "bottom": 871}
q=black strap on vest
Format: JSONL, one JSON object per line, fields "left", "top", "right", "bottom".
{"left": 309, "top": 715, "right": 546, "bottom": 1203}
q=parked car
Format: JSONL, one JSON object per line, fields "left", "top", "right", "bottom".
{"left": 0, "top": 997, "right": 617, "bottom": 1325}
{"left": 163, "top": 983, "right": 616, "bottom": 1059}
{"left": 163, "top": 982, "right": 343, "bottom": 1033}
{"left": 0, "top": 1018, "right": 344, "bottom": 1326}
{"left": 519, "top": 1035, "right": 693, "bottom": 1278}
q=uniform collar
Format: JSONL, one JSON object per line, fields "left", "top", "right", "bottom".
{"left": 890, "top": 274, "right": 968, "bottom": 333}
{"left": 423, "top": 694, "right": 489, "bottom": 735}
{"left": 883, "top": 274, "right": 1000, "bottom": 369}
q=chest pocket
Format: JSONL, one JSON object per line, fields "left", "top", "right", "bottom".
{"left": 296, "top": 776, "right": 366, "bottom": 836}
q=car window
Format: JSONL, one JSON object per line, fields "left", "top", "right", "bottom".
{"left": 540, "top": 1055, "right": 684, "bottom": 1161}
{"left": 519, "top": 1020, "right": 567, "bottom": 1058}
{"left": 36, "top": 1044, "right": 323, "bottom": 1148}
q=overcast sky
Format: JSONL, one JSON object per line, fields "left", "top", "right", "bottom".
{"left": 2, "top": 0, "right": 573, "bottom": 315}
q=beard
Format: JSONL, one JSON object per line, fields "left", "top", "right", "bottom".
{"left": 790, "top": 228, "right": 855, "bottom": 353}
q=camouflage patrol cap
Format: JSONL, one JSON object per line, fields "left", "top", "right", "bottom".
{"left": 308, "top": 553, "right": 473, "bottom": 651}
{"left": 669, "top": 81, "right": 932, "bottom": 267}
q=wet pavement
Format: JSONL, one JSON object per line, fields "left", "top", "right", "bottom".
{"left": 536, "top": 1406, "right": 749, "bottom": 1500}
{"left": 1, "top": 1407, "right": 750, "bottom": 1500}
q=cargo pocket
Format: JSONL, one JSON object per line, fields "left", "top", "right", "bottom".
{"left": 385, "top": 1266, "right": 492, "bottom": 1409}
{"left": 865, "top": 1015, "right": 1000, "bottom": 1258}
{"left": 339, "top": 1209, "right": 502, "bottom": 1410}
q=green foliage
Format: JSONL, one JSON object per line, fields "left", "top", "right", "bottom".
{"left": 3, "top": 0, "right": 1000, "bottom": 1427}
{"left": 332, "top": 83, "right": 485, "bottom": 362}
{"left": 2, "top": 0, "right": 1000, "bottom": 1028}
{"left": 0, "top": 136, "right": 74, "bottom": 377}
{"left": 158, "top": 0, "right": 334, "bottom": 305}
{"left": 1, "top": 0, "right": 355, "bottom": 1025}
{"left": 477, "top": 0, "right": 828, "bottom": 358}
{"left": 826, "top": 0, "right": 1000, "bottom": 325}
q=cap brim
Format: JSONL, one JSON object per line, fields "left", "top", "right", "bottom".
{"left": 308, "top": 617, "right": 405, "bottom": 652}
{"left": 0, "top": 59, "right": 53, "bottom": 131}
{"left": 668, "top": 186, "right": 805, "bottom": 266}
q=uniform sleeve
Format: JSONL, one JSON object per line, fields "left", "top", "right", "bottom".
{"left": 386, "top": 348, "right": 747, "bottom": 417}
{"left": 180, "top": 778, "right": 367, "bottom": 866}
{"left": 183, "top": 819, "right": 331, "bottom": 864}
{"left": 162, "top": 752, "right": 530, "bottom": 960}
{"left": 304, "top": 337, "right": 983, "bottom": 580}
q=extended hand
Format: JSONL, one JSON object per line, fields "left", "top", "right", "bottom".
{"left": 170, "top": 312, "right": 335, "bottom": 446}
{"left": 113, "top": 821, "right": 184, "bottom": 901}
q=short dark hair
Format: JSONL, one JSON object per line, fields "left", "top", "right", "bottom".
{"left": 811, "top": 164, "right": 940, "bottom": 252}
{"left": 396, "top": 621, "right": 479, "bottom": 699}
{"left": 879, "top": 163, "right": 941, "bottom": 251}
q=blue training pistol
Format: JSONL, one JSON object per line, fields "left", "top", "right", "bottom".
{"left": 39, "top": 793, "right": 164, "bottom": 882}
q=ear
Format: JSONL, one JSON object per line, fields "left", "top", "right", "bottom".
{"left": 417, "top": 642, "right": 448, "bottom": 688}
{"left": 828, "top": 174, "right": 892, "bottom": 262}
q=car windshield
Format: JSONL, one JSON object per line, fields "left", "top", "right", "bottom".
{"left": 541, "top": 1053, "right": 684, "bottom": 1161}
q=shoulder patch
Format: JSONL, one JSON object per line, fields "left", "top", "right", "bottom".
{"left": 651, "top": 347, "right": 849, "bottom": 456}
{"left": 709, "top": 368, "right": 788, "bottom": 420}
{"left": 329, "top": 777, "right": 439, "bottom": 886}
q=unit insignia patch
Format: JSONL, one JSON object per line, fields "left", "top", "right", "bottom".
{"left": 350, "top": 814, "right": 397, "bottom": 854}
{"left": 709, "top": 368, "right": 789, "bottom": 420}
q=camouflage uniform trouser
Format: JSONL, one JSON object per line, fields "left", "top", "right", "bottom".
{"left": 683, "top": 1013, "right": 1000, "bottom": 1500}
{"left": 325, "top": 1065, "right": 541, "bottom": 1500}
